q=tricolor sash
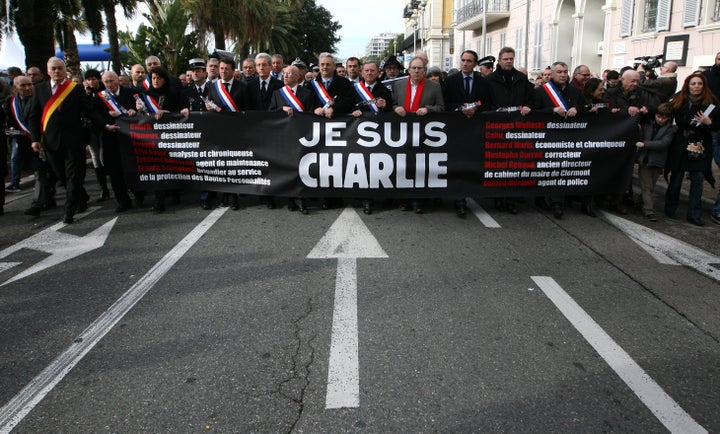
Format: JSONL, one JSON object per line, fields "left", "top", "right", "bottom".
{"left": 41, "top": 81, "right": 77, "bottom": 133}
{"left": 140, "top": 93, "right": 160, "bottom": 114}
{"left": 10, "top": 95, "right": 31, "bottom": 136}
{"left": 354, "top": 82, "right": 379, "bottom": 112}
{"left": 214, "top": 80, "right": 240, "bottom": 112}
{"left": 143, "top": 76, "right": 151, "bottom": 91}
{"left": 542, "top": 81, "right": 569, "bottom": 111}
{"left": 98, "top": 90, "right": 128, "bottom": 114}
{"left": 310, "top": 80, "right": 333, "bottom": 107}
{"left": 280, "top": 86, "right": 304, "bottom": 112}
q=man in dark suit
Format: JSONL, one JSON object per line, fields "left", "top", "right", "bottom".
{"left": 442, "top": 50, "right": 493, "bottom": 116}
{"left": 247, "top": 53, "right": 283, "bottom": 111}
{"left": 182, "top": 58, "right": 210, "bottom": 112}
{"left": 96, "top": 71, "right": 138, "bottom": 212}
{"left": 205, "top": 56, "right": 249, "bottom": 210}
{"left": 268, "top": 65, "right": 315, "bottom": 115}
{"left": 312, "top": 52, "right": 355, "bottom": 119}
{"left": 269, "top": 64, "right": 316, "bottom": 214}
{"left": 533, "top": 60, "right": 584, "bottom": 219}
{"left": 28, "top": 57, "right": 111, "bottom": 223}
{"left": 350, "top": 60, "right": 393, "bottom": 215}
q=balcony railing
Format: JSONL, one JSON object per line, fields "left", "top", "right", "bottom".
{"left": 455, "top": 0, "right": 511, "bottom": 30}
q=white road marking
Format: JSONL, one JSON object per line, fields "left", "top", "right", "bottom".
{"left": 466, "top": 198, "right": 501, "bottom": 228}
{"left": 0, "top": 207, "right": 228, "bottom": 434}
{"left": 307, "top": 207, "right": 387, "bottom": 409}
{"left": 603, "top": 211, "right": 720, "bottom": 282}
{"left": 532, "top": 276, "right": 707, "bottom": 434}
{"left": 0, "top": 216, "right": 117, "bottom": 286}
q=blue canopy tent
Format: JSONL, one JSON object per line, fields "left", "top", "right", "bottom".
{"left": 55, "top": 43, "right": 129, "bottom": 70}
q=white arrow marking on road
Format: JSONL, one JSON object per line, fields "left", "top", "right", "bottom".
{"left": 0, "top": 207, "right": 228, "bottom": 434}
{"left": 308, "top": 207, "right": 388, "bottom": 409}
{"left": 532, "top": 276, "right": 707, "bottom": 434}
{"left": 466, "top": 198, "right": 501, "bottom": 228}
{"left": 0, "top": 208, "right": 116, "bottom": 286}
{"left": 603, "top": 211, "right": 720, "bottom": 282}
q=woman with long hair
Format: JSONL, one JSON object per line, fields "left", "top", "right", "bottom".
{"left": 664, "top": 73, "right": 720, "bottom": 225}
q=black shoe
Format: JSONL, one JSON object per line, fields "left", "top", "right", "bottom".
{"left": 288, "top": 200, "right": 299, "bottom": 211}
{"left": 494, "top": 198, "right": 506, "bottom": 211}
{"left": 645, "top": 213, "right": 658, "bottom": 222}
{"left": 24, "top": 206, "right": 41, "bottom": 216}
{"left": 201, "top": 200, "right": 211, "bottom": 210}
{"left": 456, "top": 205, "right": 467, "bottom": 218}
{"left": 298, "top": 199, "right": 309, "bottom": 215}
{"left": 552, "top": 204, "right": 564, "bottom": 219}
{"left": 62, "top": 213, "right": 74, "bottom": 224}
{"left": 220, "top": 196, "right": 229, "bottom": 207}
{"left": 686, "top": 217, "right": 704, "bottom": 226}
{"left": 97, "top": 189, "right": 110, "bottom": 202}
{"left": 151, "top": 203, "right": 165, "bottom": 213}
{"left": 399, "top": 203, "right": 411, "bottom": 212}
{"left": 412, "top": 201, "right": 423, "bottom": 214}
{"left": 115, "top": 202, "right": 131, "bottom": 213}
{"left": 581, "top": 203, "right": 596, "bottom": 217}
{"left": 230, "top": 197, "right": 239, "bottom": 210}
{"left": 362, "top": 200, "right": 372, "bottom": 215}
{"left": 534, "top": 197, "right": 550, "bottom": 211}
{"left": 0, "top": 206, "right": 4, "bottom": 215}
{"left": 77, "top": 202, "right": 88, "bottom": 213}
{"left": 134, "top": 194, "right": 145, "bottom": 207}
{"left": 506, "top": 202, "right": 518, "bottom": 214}
{"left": 266, "top": 198, "right": 275, "bottom": 209}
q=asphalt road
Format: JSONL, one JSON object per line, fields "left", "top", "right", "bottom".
{"left": 0, "top": 183, "right": 718, "bottom": 433}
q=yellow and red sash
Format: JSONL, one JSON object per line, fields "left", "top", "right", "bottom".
{"left": 41, "top": 81, "right": 77, "bottom": 133}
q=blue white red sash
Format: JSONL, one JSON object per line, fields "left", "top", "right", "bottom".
{"left": 310, "top": 80, "right": 333, "bottom": 107}
{"left": 143, "top": 76, "right": 151, "bottom": 91}
{"left": 214, "top": 80, "right": 240, "bottom": 112}
{"left": 542, "top": 81, "right": 569, "bottom": 111}
{"left": 140, "top": 93, "right": 160, "bottom": 114}
{"left": 98, "top": 90, "right": 128, "bottom": 114}
{"left": 354, "top": 82, "right": 379, "bottom": 112}
{"left": 10, "top": 95, "right": 31, "bottom": 136}
{"left": 280, "top": 86, "right": 304, "bottom": 112}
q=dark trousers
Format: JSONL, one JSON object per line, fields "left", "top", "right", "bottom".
{"left": 45, "top": 142, "right": 85, "bottom": 214}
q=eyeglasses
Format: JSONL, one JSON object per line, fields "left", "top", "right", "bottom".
{"left": 409, "top": 66, "right": 424, "bottom": 70}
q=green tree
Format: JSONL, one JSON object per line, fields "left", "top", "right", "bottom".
{"left": 296, "top": 0, "right": 341, "bottom": 61}
{"left": 119, "top": 0, "right": 202, "bottom": 74}
{"left": 102, "top": 0, "right": 139, "bottom": 73}
{"left": 1, "top": 0, "right": 105, "bottom": 70}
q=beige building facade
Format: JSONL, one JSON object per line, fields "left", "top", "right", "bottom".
{"left": 402, "top": 0, "right": 720, "bottom": 83}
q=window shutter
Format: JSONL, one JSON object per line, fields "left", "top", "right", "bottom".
{"left": 533, "top": 21, "right": 543, "bottom": 70}
{"left": 621, "top": 0, "right": 635, "bottom": 36}
{"left": 682, "top": 0, "right": 699, "bottom": 26}
{"left": 656, "top": 0, "right": 671, "bottom": 30}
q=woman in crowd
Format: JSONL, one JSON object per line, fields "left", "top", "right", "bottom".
{"left": 664, "top": 73, "right": 720, "bottom": 225}
{"left": 136, "top": 66, "right": 189, "bottom": 212}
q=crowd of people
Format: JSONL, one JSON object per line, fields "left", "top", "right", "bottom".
{"left": 2, "top": 48, "right": 719, "bottom": 226}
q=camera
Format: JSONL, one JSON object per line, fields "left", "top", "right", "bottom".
{"left": 633, "top": 54, "right": 663, "bottom": 70}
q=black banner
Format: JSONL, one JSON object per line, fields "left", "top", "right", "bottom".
{"left": 117, "top": 111, "right": 639, "bottom": 198}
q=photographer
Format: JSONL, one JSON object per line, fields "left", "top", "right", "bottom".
{"left": 639, "top": 61, "right": 678, "bottom": 104}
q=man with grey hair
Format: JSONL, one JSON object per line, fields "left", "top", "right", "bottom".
{"left": 248, "top": 52, "right": 283, "bottom": 111}
{"left": 27, "top": 57, "right": 110, "bottom": 223}
{"left": 311, "top": 52, "right": 355, "bottom": 119}
{"left": 570, "top": 64, "right": 591, "bottom": 90}
{"left": 271, "top": 54, "right": 284, "bottom": 80}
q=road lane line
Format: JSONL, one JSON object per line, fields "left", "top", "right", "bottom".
{"left": 531, "top": 276, "right": 707, "bottom": 434}
{"left": 466, "top": 198, "right": 501, "bottom": 228}
{"left": 0, "top": 208, "right": 228, "bottom": 434}
{"left": 325, "top": 257, "right": 360, "bottom": 409}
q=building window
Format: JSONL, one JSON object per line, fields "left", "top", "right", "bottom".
{"left": 486, "top": 36, "right": 493, "bottom": 57}
{"left": 500, "top": 33, "right": 506, "bottom": 50}
{"left": 642, "top": 0, "right": 658, "bottom": 32}
{"left": 714, "top": 0, "right": 720, "bottom": 20}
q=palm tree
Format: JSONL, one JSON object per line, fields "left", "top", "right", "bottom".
{"left": 1, "top": 0, "right": 105, "bottom": 70}
{"left": 102, "top": 0, "right": 139, "bottom": 73}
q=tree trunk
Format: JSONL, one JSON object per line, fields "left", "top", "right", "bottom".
{"left": 104, "top": 0, "right": 123, "bottom": 73}
{"left": 214, "top": 30, "right": 226, "bottom": 51}
{"left": 15, "top": 0, "right": 55, "bottom": 70}
{"left": 63, "top": 23, "right": 82, "bottom": 79}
